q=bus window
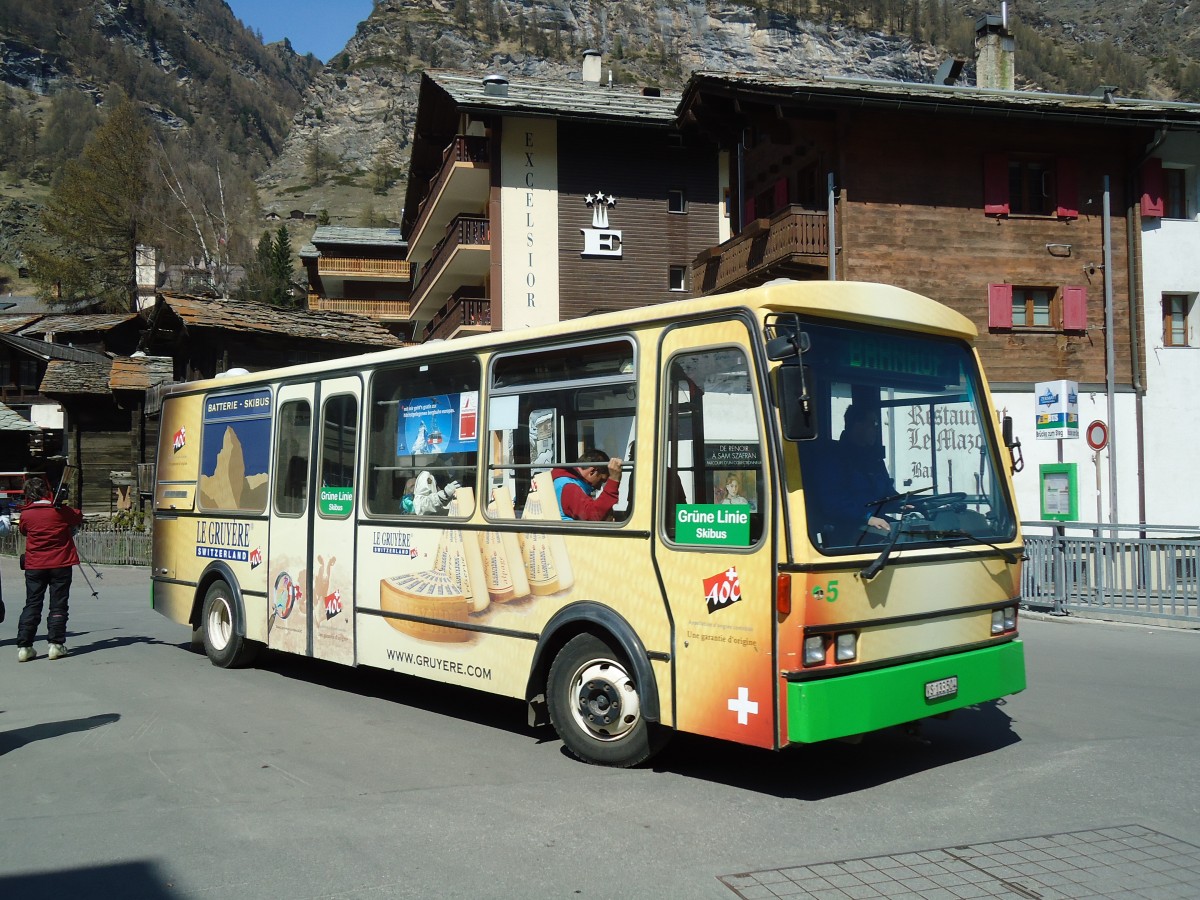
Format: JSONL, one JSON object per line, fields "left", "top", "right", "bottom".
{"left": 790, "top": 318, "right": 1017, "bottom": 553}
{"left": 366, "top": 357, "right": 480, "bottom": 517}
{"left": 273, "top": 399, "right": 311, "bottom": 517}
{"left": 488, "top": 338, "right": 636, "bottom": 520}
{"left": 662, "top": 348, "right": 765, "bottom": 545}
{"left": 318, "top": 394, "right": 358, "bottom": 519}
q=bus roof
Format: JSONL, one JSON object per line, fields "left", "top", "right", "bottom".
{"left": 165, "top": 281, "right": 976, "bottom": 395}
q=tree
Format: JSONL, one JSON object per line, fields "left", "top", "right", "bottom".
{"left": 236, "top": 224, "right": 295, "bottom": 307}
{"left": 26, "top": 97, "right": 152, "bottom": 312}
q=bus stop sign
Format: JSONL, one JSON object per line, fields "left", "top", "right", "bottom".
{"left": 1086, "top": 420, "right": 1108, "bottom": 451}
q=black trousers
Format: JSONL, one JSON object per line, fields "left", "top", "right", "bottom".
{"left": 18, "top": 566, "right": 73, "bottom": 647}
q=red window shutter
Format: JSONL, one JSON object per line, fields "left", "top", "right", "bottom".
{"left": 1056, "top": 157, "right": 1079, "bottom": 219}
{"left": 983, "top": 153, "right": 1010, "bottom": 216}
{"left": 773, "top": 177, "right": 789, "bottom": 211}
{"left": 988, "top": 283, "right": 1013, "bottom": 328}
{"left": 743, "top": 196, "right": 756, "bottom": 227}
{"left": 1063, "top": 285, "right": 1087, "bottom": 331}
{"left": 1141, "top": 157, "right": 1164, "bottom": 218}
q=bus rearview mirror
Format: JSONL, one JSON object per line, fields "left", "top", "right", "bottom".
{"left": 777, "top": 366, "right": 818, "bottom": 441}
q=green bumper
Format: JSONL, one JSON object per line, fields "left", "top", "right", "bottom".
{"left": 786, "top": 640, "right": 1025, "bottom": 744}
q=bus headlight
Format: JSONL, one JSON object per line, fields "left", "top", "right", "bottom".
{"left": 803, "top": 635, "right": 826, "bottom": 666}
{"left": 835, "top": 632, "right": 858, "bottom": 662}
{"left": 1004, "top": 606, "right": 1017, "bottom": 630}
{"left": 991, "top": 609, "right": 1005, "bottom": 634}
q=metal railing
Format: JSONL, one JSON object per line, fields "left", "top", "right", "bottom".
{"left": 1022, "top": 521, "right": 1200, "bottom": 624}
{"left": 1, "top": 524, "right": 152, "bottom": 567}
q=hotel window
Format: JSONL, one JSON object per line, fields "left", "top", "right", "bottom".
{"left": 1163, "top": 294, "right": 1193, "bottom": 347}
{"left": 988, "top": 284, "right": 1087, "bottom": 332}
{"left": 1164, "top": 168, "right": 1188, "bottom": 219}
{"left": 669, "top": 266, "right": 688, "bottom": 292}
{"left": 984, "top": 154, "right": 1078, "bottom": 219}
{"left": 668, "top": 189, "right": 687, "bottom": 214}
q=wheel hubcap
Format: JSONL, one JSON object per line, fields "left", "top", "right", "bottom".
{"left": 569, "top": 658, "right": 641, "bottom": 742}
{"left": 207, "top": 597, "right": 232, "bottom": 651}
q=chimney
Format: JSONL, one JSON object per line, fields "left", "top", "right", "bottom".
{"left": 482, "top": 73, "right": 508, "bottom": 97}
{"left": 582, "top": 49, "right": 602, "bottom": 84}
{"left": 975, "top": 8, "right": 1015, "bottom": 91}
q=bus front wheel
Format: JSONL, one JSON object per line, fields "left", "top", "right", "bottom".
{"left": 547, "top": 633, "right": 662, "bottom": 767}
{"left": 201, "top": 581, "right": 260, "bottom": 669}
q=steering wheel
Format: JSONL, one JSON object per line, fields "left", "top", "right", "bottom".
{"left": 904, "top": 492, "right": 968, "bottom": 518}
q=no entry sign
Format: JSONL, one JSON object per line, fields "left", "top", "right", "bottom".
{"left": 1086, "top": 420, "right": 1108, "bottom": 451}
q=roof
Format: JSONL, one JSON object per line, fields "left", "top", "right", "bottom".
{"left": 300, "top": 226, "right": 408, "bottom": 259}
{"left": 424, "top": 69, "right": 680, "bottom": 125}
{"left": 41, "top": 358, "right": 114, "bottom": 395}
{"left": 159, "top": 293, "right": 403, "bottom": 347}
{"left": 109, "top": 355, "right": 174, "bottom": 392}
{"left": 0, "top": 315, "right": 44, "bottom": 334}
{"left": 0, "top": 401, "right": 40, "bottom": 433}
{"left": 679, "top": 72, "right": 1200, "bottom": 128}
{"left": 17, "top": 312, "right": 140, "bottom": 337}
{"left": 0, "top": 332, "right": 113, "bottom": 363}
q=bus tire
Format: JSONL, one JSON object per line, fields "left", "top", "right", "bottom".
{"left": 201, "top": 580, "right": 259, "bottom": 669}
{"left": 547, "top": 633, "right": 664, "bottom": 767}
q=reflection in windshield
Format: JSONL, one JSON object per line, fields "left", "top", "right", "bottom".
{"left": 782, "top": 318, "right": 1016, "bottom": 555}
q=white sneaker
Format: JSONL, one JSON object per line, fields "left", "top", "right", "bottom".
{"left": 48, "top": 643, "right": 68, "bottom": 660}
{"left": 17, "top": 646, "right": 36, "bottom": 662}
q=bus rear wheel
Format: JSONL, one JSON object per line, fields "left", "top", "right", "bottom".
{"left": 547, "top": 633, "right": 663, "bottom": 767}
{"left": 201, "top": 581, "right": 260, "bottom": 669}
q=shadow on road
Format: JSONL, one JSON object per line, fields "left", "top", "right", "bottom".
{"left": 247, "top": 646, "right": 1018, "bottom": 792}
{"left": 0, "top": 861, "right": 173, "bottom": 900}
{"left": 650, "top": 700, "right": 1020, "bottom": 798}
{"left": 0, "top": 712, "right": 120, "bottom": 756}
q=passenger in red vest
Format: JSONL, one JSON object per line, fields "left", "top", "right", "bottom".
{"left": 16, "top": 476, "right": 83, "bottom": 662}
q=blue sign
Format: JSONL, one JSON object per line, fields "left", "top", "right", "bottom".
{"left": 397, "top": 391, "right": 479, "bottom": 456}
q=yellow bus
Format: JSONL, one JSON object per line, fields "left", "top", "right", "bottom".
{"left": 151, "top": 280, "right": 1025, "bottom": 767}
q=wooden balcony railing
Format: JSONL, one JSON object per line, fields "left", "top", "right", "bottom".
{"left": 409, "top": 135, "right": 490, "bottom": 248}
{"left": 411, "top": 214, "right": 491, "bottom": 300}
{"left": 424, "top": 289, "right": 490, "bottom": 341}
{"left": 317, "top": 257, "right": 411, "bottom": 279}
{"left": 308, "top": 295, "right": 412, "bottom": 319}
{"left": 693, "top": 205, "right": 833, "bottom": 295}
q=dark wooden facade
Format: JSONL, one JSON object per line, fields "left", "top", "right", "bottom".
{"left": 676, "top": 75, "right": 1191, "bottom": 391}
{"left": 555, "top": 121, "right": 721, "bottom": 318}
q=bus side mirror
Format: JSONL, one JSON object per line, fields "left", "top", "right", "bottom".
{"left": 1002, "top": 415, "right": 1024, "bottom": 474}
{"left": 777, "top": 367, "right": 818, "bottom": 441}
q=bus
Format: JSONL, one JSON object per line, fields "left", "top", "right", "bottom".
{"left": 151, "top": 280, "right": 1026, "bottom": 767}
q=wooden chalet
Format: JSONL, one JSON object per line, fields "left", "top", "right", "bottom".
{"left": 402, "top": 60, "right": 722, "bottom": 341}
{"left": 300, "top": 226, "right": 412, "bottom": 339}
{"left": 677, "top": 71, "right": 1200, "bottom": 391}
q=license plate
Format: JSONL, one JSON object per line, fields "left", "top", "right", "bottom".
{"left": 925, "top": 676, "right": 958, "bottom": 701}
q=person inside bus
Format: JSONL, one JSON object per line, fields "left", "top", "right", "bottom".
{"left": 810, "top": 403, "right": 898, "bottom": 538}
{"left": 551, "top": 448, "right": 623, "bottom": 521}
{"left": 406, "top": 470, "right": 460, "bottom": 515}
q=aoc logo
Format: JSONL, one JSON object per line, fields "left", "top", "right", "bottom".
{"left": 703, "top": 566, "right": 742, "bottom": 614}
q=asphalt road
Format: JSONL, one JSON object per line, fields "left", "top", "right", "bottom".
{"left": 2, "top": 556, "right": 1198, "bottom": 899}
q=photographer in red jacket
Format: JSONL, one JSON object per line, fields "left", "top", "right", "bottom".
{"left": 16, "top": 476, "right": 83, "bottom": 662}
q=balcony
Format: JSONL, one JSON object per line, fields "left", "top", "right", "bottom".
{"left": 409, "top": 214, "right": 491, "bottom": 323}
{"left": 308, "top": 295, "right": 412, "bottom": 321}
{"left": 692, "top": 205, "right": 833, "bottom": 296}
{"left": 407, "top": 135, "right": 491, "bottom": 263}
{"left": 424, "top": 288, "right": 491, "bottom": 342}
{"left": 316, "top": 257, "right": 410, "bottom": 280}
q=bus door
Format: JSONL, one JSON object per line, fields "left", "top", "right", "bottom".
{"left": 268, "top": 383, "right": 316, "bottom": 657}
{"left": 655, "top": 321, "right": 777, "bottom": 750}
{"left": 309, "top": 377, "right": 360, "bottom": 665}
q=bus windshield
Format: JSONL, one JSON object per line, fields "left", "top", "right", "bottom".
{"left": 783, "top": 317, "right": 1017, "bottom": 554}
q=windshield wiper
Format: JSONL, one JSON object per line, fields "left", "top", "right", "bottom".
{"left": 860, "top": 523, "right": 913, "bottom": 581}
{"left": 929, "top": 529, "right": 1020, "bottom": 563}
